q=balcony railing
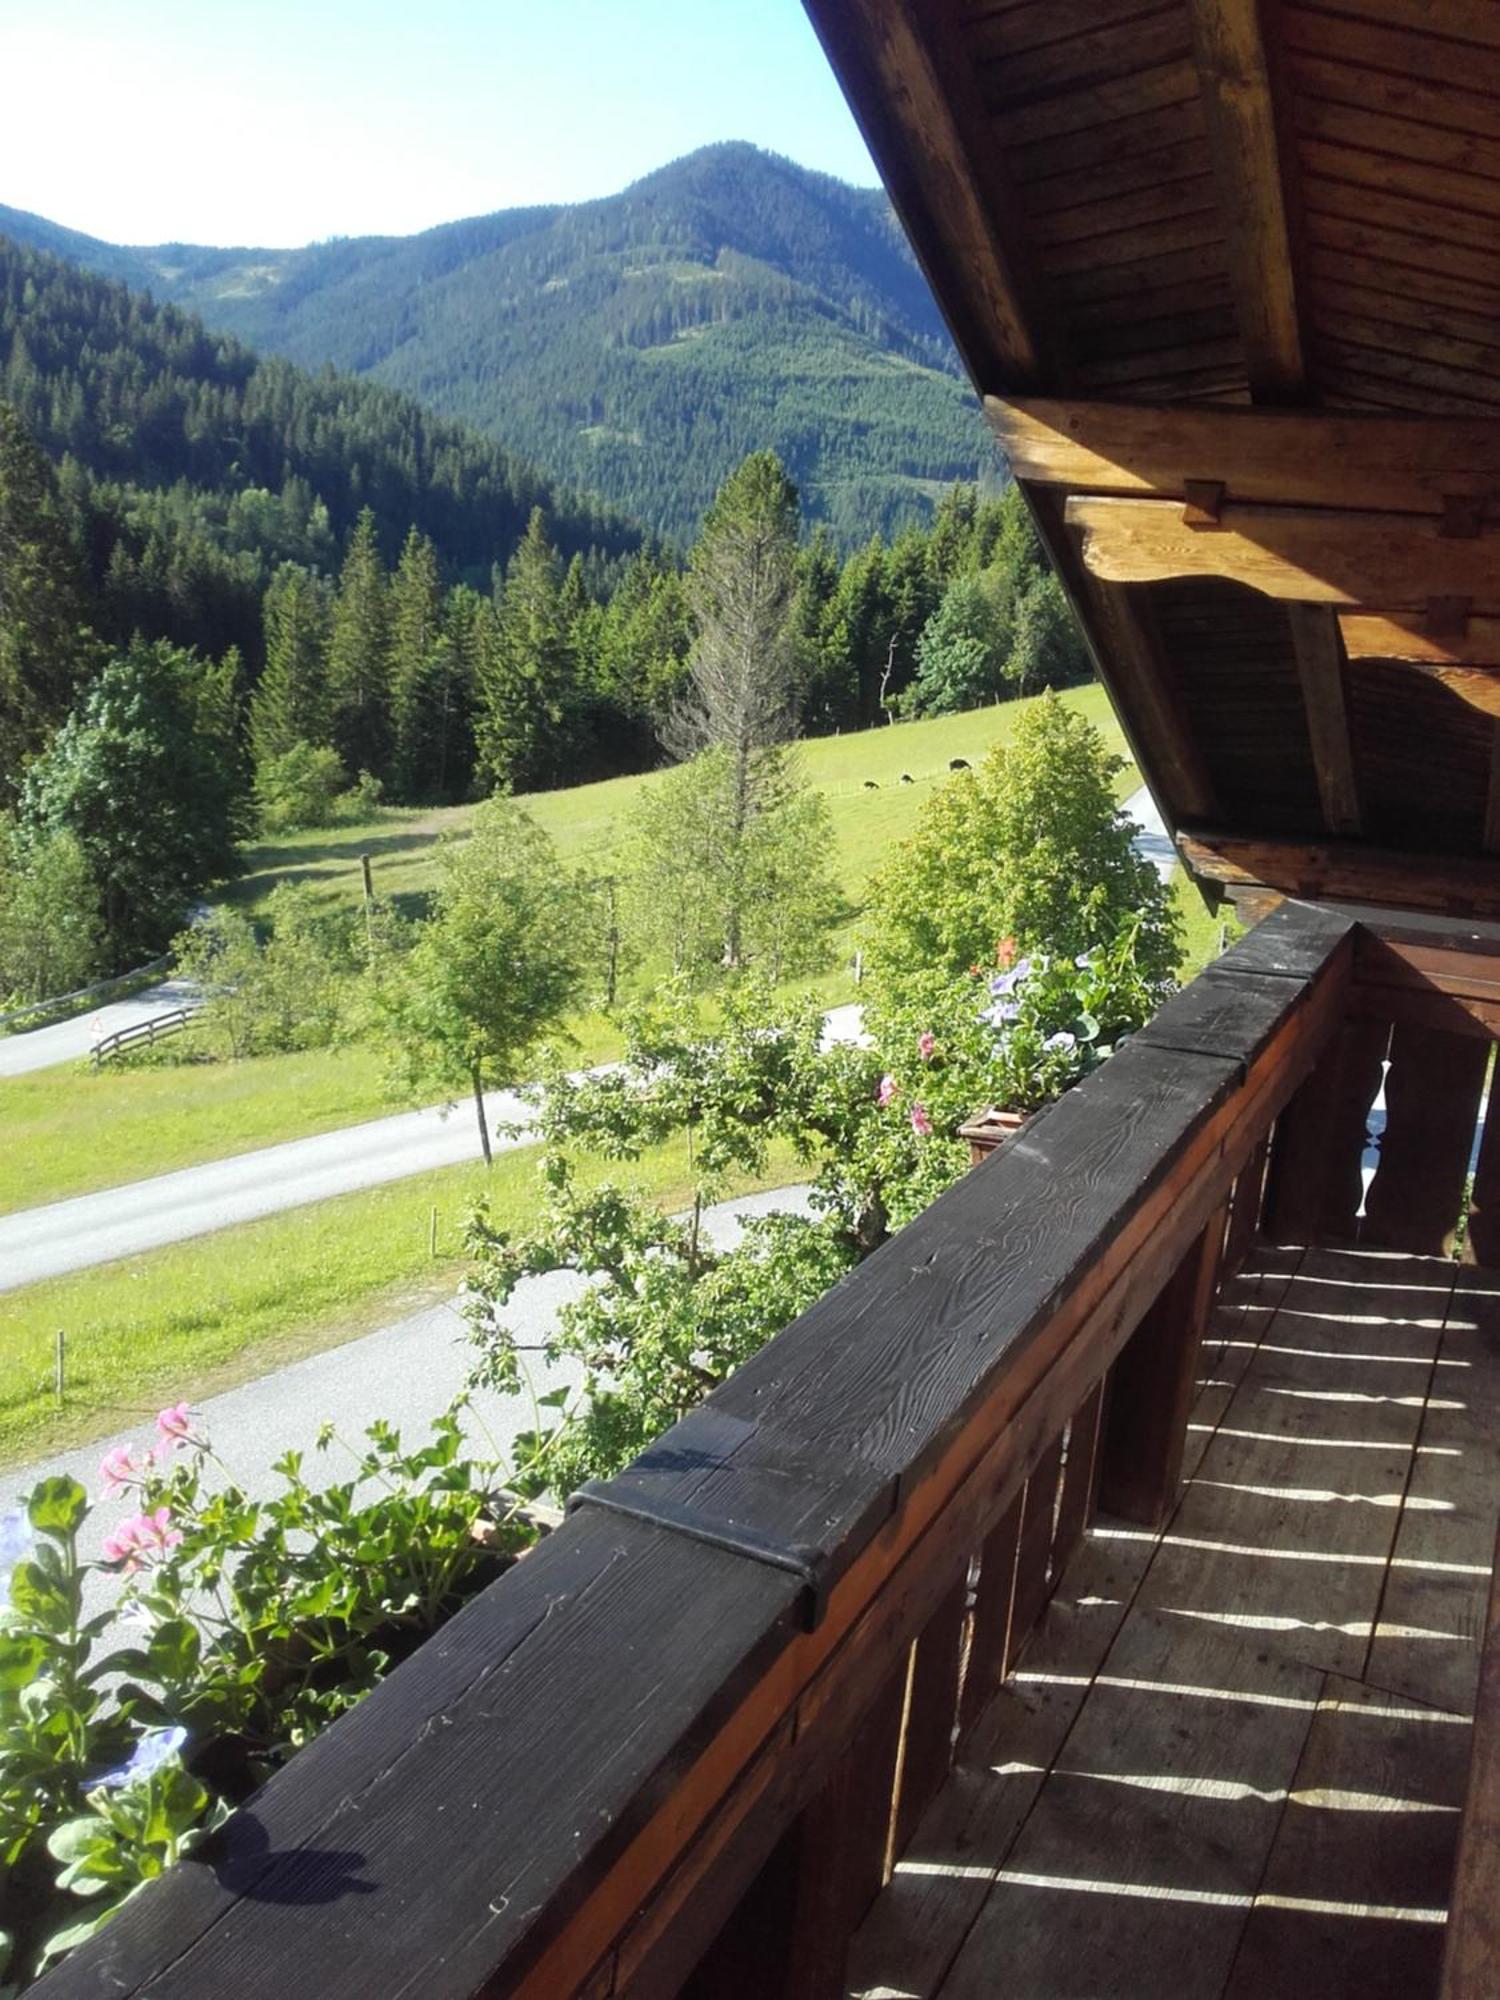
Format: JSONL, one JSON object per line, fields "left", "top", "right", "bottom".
{"left": 41, "top": 896, "right": 1500, "bottom": 1999}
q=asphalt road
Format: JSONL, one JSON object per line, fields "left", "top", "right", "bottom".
{"left": 3, "top": 1186, "right": 812, "bottom": 1579}
{"left": 0, "top": 1006, "right": 865, "bottom": 1292}
{"left": 0, "top": 981, "right": 199, "bottom": 1079}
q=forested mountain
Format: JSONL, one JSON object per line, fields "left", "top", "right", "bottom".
{"left": 0, "top": 237, "right": 638, "bottom": 666}
{"left": 0, "top": 145, "right": 999, "bottom": 546}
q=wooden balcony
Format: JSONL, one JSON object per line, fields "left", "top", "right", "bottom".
{"left": 36, "top": 899, "right": 1500, "bottom": 1999}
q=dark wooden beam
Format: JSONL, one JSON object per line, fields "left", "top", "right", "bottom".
{"left": 1287, "top": 603, "right": 1361, "bottom": 835}
{"left": 1065, "top": 496, "right": 1500, "bottom": 609}
{"left": 1181, "top": 829, "right": 1500, "bottom": 921}
{"left": 1187, "top": 0, "right": 1308, "bottom": 398}
{"left": 987, "top": 399, "right": 1500, "bottom": 520}
{"left": 1026, "top": 487, "right": 1221, "bottom": 823}
{"left": 800, "top": 0, "right": 1050, "bottom": 391}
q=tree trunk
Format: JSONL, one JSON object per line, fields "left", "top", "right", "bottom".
{"left": 471, "top": 1062, "right": 493, "bottom": 1168}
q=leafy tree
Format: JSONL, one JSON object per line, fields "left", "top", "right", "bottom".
{"left": 253, "top": 740, "right": 346, "bottom": 834}
{"left": 911, "top": 569, "right": 1015, "bottom": 714}
{"left": 172, "top": 884, "right": 356, "bottom": 1059}
{"left": 463, "top": 987, "right": 875, "bottom": 1496}
{"left": 624, "top": 746, "right": 841, "bottom": 984}
{"left": 325, "top": 510, "right": 390, "bottom": 783}
{"left": 0, "top": 816, "right": 101, "bottom": 1003}
{"left": 20, "top": 639, "right": 239, "bottom": 966}
{"left": 377, "top": 797, "right": 586, "bottom": 1162}
{"left": 863, "top": 693, "right": 1179, "bottom": 1013}
{"left": 0, "top": 399, "right": 98, "bottom": 800}
{"left": 251, "top": 566, "right": 331, "bottom": 767}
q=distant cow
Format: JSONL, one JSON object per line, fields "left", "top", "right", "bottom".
{"left": 899, "top": 772, "right": 914, "bottom": 785}
{"left": 862, "top": 779, "right": 880, "bottom": 790}
{"left": 949, "top": 757, "right": 971, "bottom": 771}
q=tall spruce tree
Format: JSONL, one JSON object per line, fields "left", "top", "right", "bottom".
{"left": 251, "top": 565, "right": 332, "bottom": 767}
{"left": 476, "top": 507, "right": 575, "bottom": 794}
{"left": 0, "top": 398, "right": 98, "bottom": 800}
{"left": 325, "top": 509, "right": 390, "bottom": 782}
{"left": 388, "top": 526, "right": 445, "bottom": 799}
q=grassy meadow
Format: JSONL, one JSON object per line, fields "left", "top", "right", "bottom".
{"left": 0, "top": 685, "right": 1235, "bottom": 1463}
{"left": 2, "top": 691, "right": 1148, "bottom": 1216}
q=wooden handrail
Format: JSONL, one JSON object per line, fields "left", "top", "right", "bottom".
{"left": 36, "top": 902, "right": 1358, "bottom": 2000}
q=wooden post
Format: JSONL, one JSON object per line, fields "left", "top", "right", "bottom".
{"left": 54, "top": 1329, "right": 65, "bottom": 1410}
{"left": 1223, "top": 1133, "right": 1270, "bottom": 1275}
{"left": 429, "top": 1205, "right": 439, "bottom": 1258}
{"left": 1262, "top": 1016, "right": 1389, "bottom": 1244}
{"left": 1364, "top": 1022, "right": 1489, "bottom": 1255}
{"left": 681, "top": 1665, "right": 907, "bottom": 2000}
{"left": 1097, "top": 1203, "right": 1227, "bottom": 1528}
{"left": 1466, "top": 1066, "right": 1500, "bottom": 1266}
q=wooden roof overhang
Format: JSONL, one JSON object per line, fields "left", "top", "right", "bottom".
{"left": 803, "top": 0, "right": 1500, "bottom": 921}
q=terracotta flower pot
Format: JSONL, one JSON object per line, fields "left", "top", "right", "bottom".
{"left": 957, "top": 1106, "right": 1029, "bottom": 1167}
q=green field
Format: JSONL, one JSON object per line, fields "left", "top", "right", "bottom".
{"left": 0, "top": 1135, "right": 799, "bottom": 1469}
{"left": 227, "top": 690, "right": 1134, "bottom": 919}
{"left": 2, "top": 693, "right": 1142, "bottom": 1217}
{"left": 0, "top": 685, "right": 1223, "bottom": 1465}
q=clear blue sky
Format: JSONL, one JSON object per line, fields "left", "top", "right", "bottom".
{"left": 2, "top": 0, "right": 878, "bottom": 247}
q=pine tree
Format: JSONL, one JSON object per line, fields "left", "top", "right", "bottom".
{"left": 325, "top": 509, "right": 390, "bottom": 782}
{"left": 0, "top": 398, "right": 98, "bottom": 799}
{"left": 250, "top": 564, "right": 331, "bottom": 768}
{"left": 476, "top": 507, "right": 576, "bottom": 793}
{"left": 661, "top": 450, "right": 803, "bottom": 968}
{"left": 387, "top": 526, "right": 446, "bottom": 800}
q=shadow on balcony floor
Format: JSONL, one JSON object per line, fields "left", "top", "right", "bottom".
{"left": 848, "top": 1244, "right": 1500, "bottom": 2000}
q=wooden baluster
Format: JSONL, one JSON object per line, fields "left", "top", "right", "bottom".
{"left": 1097, "top": 1202, "right": 1227, "bottom": 1529}
{"left": 1222, "top": 1133, "right": 1270, "bottom": 1276}
{"left": 890, "top": 1578, "right": 967, "bottom": 1858}
{"left": 1465, "top": 1061, "right": 1500, "bottom": 1266}
{"left": 1364, "top": 1022, "right": 1489, "bottom": 1255}
{"left": 1007, "top": 1437, "right": 1065, "bottom": 1664}
{"left": 1051, "top": 1379, "right": 1106, "bottom": 1580}
{"left": 1263, "top": 1016, "right": 1389, "bottom": 1244}
{"left": 681, "top": 1666, "right": 907, "bottom": 2000}
{"left": 958, "top": 1492, "right": 1021, "bottom": 1738}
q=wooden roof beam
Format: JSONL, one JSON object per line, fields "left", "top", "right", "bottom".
{"left": 1181, "top": 830, "right": 1500, "bottom": 923}
{"left": 800, "top": 0, "right": 1051, "bottom": 391}
{"left": 987, "top": 399, "right": 1500, "bottom": 520}
{"left": 1065, "top": 496, "right": 1500, "bottom": 609}
{"left": 1188, "top": 0, "right": 1309, "bottom": 400}
{"left": 1287, "top": 604, "right": 1360, "bottom": 837}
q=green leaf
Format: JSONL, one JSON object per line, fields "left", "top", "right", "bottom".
{"left": 0, "top": 1632, "right": 46, "bottom": 1689}
{"left": 46, "top": 1817, "right": 111, "bottom": 1864}
{"left": 27, "top": 1475, "right": 88, "bottom": 1538}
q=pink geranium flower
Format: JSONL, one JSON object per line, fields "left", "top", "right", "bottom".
{"left": 910, "top": 1103, "right": 933, "bottom": 1137}
{"left": 99, "top": 1445, "right": 140, "bottom": 1498}
{"left": 155, "top": 1403, "right": 197, "bottom": 1451}
{"left": 917, "top": 1031, "right": 936, "bottom": 1061}
{"left": 876, "top": 1074, "right": 898, "bottom": 1107}
{"left": 101, "top": 1507, "right": 183, "bottom": 1574}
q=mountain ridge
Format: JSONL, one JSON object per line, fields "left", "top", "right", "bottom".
{"left": 0, "top": 144, "right": 998, "bottom": 545}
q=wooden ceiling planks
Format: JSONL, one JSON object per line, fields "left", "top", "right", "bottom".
{"left": 809, "top": 0, "right": 1500, "bottom": 903}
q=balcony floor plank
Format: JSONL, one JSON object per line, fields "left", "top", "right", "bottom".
{"left": 848, "top": 1244, "right": 1491, "bottom": 2000}
{"left": 1367, "top": 1265, "right": 1500, "bottom": 1718}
